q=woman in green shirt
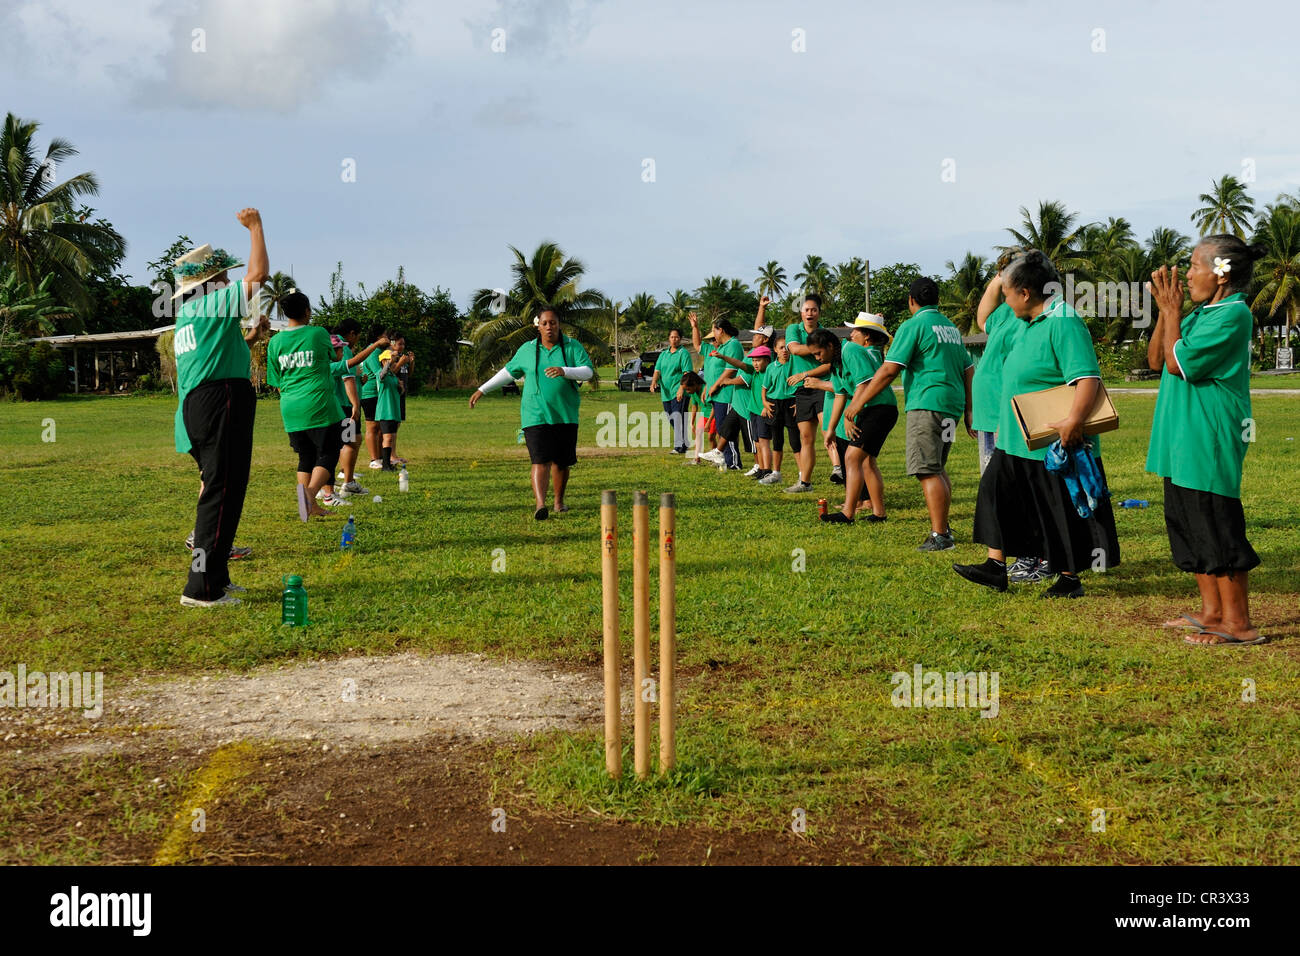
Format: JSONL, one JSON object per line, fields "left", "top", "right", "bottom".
{"left": 954, "top": 250, "right": 1119, "bottom": 599}
{"left": 1147, "top": 235, "right": 1266, "bottom": 646}
{"left": 470, "top": 308, "right": 594, "bottom": 520}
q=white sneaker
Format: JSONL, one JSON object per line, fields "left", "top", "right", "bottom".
{"left": 744, "top": 464, "right": 761, "bottom": 477}
{"left": 368, "top": 459, "right": 383, "bottom": 470}
{"left": 315, "top": 488, "right": 326, "bottom": 500}
{"left": 784, "top": 480, "right": 814, "bottom": 494}
{"left": 180, "top": 594, "right": 242, "bottom": 608}
{"left": 337, "top": 470, "right": 346, "bottom": 481}
{"left": 701, "top": 449, "right": 724, "bottom": 464}
{"left": 758, "top": 470, "right": 782, "bottom": 485}
{"left": 320, "top": 492, "right": 347, "bottom": 507}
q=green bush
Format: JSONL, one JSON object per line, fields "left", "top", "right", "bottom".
{"left": 0, "top": 341, "right": 70, "bottom": 400}
{"left": 1095, "top": 340, "right": 1150, "bottom": 381}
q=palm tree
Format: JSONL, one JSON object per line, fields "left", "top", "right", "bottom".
{"left": 794, "top": 254, "right": 833, "bottom": 298}
{"left": 756, "top": 260, "right": 787, "bottom": 301}
{"left": 261, "top": 271, "right": 296, "bottom": 321}
{"left": 1191, "top": 174, "right": 1256, "bottom": 238}
{"left": 468, "top": 241, "right": 608, "bottom": 374}
{"left": 624, "top": 291, "right": 662, "bottom": 328}
{"left": 0, "top": 113, "right": 124, "bottom": 331}
{"left": 1144, "top": 227, "right": 1193, "bottom": 269}
{"left": 1082, "top": 217, "right": 1138, "bottom": 274}
{"left": 664, "top": 288, "right": 693, "bottom": 328}
{"left": 0, "top": 271, "right": 69, "bottom": 342}
{"left": 1250, "top": 204, "right": 1300, "bottom": 348}
{"left": 940, "top": 253, "right": 989, "bottom": 334}
{"left": 1003, "top": 200, "right": 1091, "bottom": 276}
{"left": 832, "top": 258, "right": 866, "bottom": 311}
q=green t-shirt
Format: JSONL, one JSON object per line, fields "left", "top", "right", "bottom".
{"left": 822, "top": 389, "right": 836, "bottom": 434}
{"left": 827, "top": 341, "right": 894, "bottom": 439}
{"left": 884, "top": 307, "right": 973, "bottom": 417}
{"left": 656, "top": 346, "right": 693, "bottom": 398}
{"left": 266, "top": 325, "right": 339, "bottom": 433}
{"left": 710, "top": 336, "right": 745, "bottom": 405}
{"left": 1146, "top": 293, "right": 1253, "bottom": 498}
{"left": 731, "top": 367, "right": 757, "bottom": 417}
{"left": 172, "top": 281, "right": 253, "bottom": 453}
{"left": 375, "top": 351, "right": 403, "bottom": 422}
{"left": 359, "top": 350, "right": 382, "bottom": 399}
{"left": 763, "top": 359, "right": 797, "bottom": 404}
{"left": 333, "top": 343, "right": 356, "bottom": 411}
{"left": 971, "top": 302, "right": 1024, "bottom": 433}
{"left": 784, "top": 321, "right": 820, "bottom": 377}
{"left": 996, "top": 297, "right": 1102, "bottom": 462}
{"left": 504, "top": 336, "right": 594, "bottom": 427}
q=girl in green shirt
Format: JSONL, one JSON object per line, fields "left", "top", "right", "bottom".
{"left": 1147, "top": 235, "right": 1266, "bottom": 646}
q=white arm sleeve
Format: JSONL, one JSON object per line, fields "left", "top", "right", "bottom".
{"left": 478, "top": 367, "right": 516, "bottom": 393}
{"left": 561, "top": 366, "right": 594, "bottom": 381}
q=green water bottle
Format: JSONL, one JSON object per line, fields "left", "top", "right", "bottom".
{"left": 282, "top": 574, "right": 309, "bottom": 626}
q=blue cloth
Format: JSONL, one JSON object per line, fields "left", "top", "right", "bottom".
{"left": 1044, "top": 440, "right": 1109, "bottom": 518}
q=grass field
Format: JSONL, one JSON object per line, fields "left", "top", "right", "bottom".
{"left": 2, "top": 383, "right": 1298, "bottom": 864}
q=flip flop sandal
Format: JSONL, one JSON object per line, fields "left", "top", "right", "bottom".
{"left": 296, "top": 485, "right": 309, "bottom": 523}
{"left": 1163, "top": 613, "right": 1205, "bottom": 630}
{"left": 1184, "top": 629, "right": 1267, "bottom": 647}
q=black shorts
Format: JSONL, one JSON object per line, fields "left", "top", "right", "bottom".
{"left": 749, "top": 413, "right": 770, "bottom": 441}
{"left": 766, "top": 398, "right": 800, "bottom": 454}
{"left": 288, "top": 423, "right": 344, "bottom": 474}
{"left": 1164, "top": 478, "right": 1260, "bottom": 575}
{"left": 845, "top": 404, "right": 899, "bottom": 458}
{"left": 361, "top": 396, "right": 378, "bottom": 421}
{"left": 717, "top": 407, "right": 746, "bottom": 444}
{"left": 523, "top": 422, "right": 578, "bottom": 467}
{"left": 794, "top": 387, "right": 821, "bottom": 423}
{"left": 379, "top": 419, "right": 400, "bottom": 436}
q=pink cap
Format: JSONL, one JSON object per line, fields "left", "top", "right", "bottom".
{"left": 748, "top": 345, "right": 773, "bottom": 358}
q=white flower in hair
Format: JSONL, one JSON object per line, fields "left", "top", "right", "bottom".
{"left": 1213, "top": 257, "right": 1231, "bottom": 277}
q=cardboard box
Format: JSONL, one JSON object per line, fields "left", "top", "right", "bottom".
{"left": 1011, "top": 382, "right": 1118, "bottom": 451}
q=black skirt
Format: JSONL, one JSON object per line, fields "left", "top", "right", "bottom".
{"left": 974, "top": 448, "right": 1121, "bottom": 573}
{"left": 1163, "top": 478, "right": 1260, "bottom": 575}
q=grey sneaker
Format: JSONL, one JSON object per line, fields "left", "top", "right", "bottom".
{"left": 758, "top": 470, "right": 782, "bottom": 485}
{"left": 784, "top": 480, "right": 814, "bottom": 494}
{"left": 1010, "top": 557, "right": 1050, "bottom": 583}
{"left": 917, "top": 530, "right": 956, "bottom": 552}
{"left": 342, "top": 480, "right": 369, "bottom": 495}
{"left": 224, "top": 583, "right": 247, "bottom": 594}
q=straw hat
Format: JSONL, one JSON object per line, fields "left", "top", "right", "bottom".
{"left": 171, "top": 244, "right": 244, "bottom": 299}
{"left": 845, "top": 311, "right": 892, "bottom": 343}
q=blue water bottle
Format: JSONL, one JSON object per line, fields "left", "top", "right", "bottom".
{"left": 341, "top": 515, "right": 356, "bottom": 550}
{"left": 1120, "top": 499, "right": 1149, "bottom": 508}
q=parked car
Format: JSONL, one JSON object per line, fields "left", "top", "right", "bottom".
{"left": 616, "top": 355, "right": 660, "bottom": 391}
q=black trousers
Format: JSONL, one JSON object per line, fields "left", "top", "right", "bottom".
{"left": 184, "top": 379, "right": 256, "bottom": 600}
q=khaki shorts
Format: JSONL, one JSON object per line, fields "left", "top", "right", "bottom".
{"left": 905, "top": 408, "right": 956, "bottom": 477}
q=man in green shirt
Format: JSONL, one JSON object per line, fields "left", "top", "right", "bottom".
{"left": 650, "top": 327, "right": 694, "bottom": 454}
{"left": 851, "top": 278, "right": 974, "bottom": 551}
{"left": 267, "top": 291, "right": 387, "bottom": 519}
{"left": 470, "top": 308, "right": 594, "bottom": 519}
{"left": 331, "top": 318, "right": 368, "bottom": 496}
{"left": 782, "top": 293, "right": 827, "bottom": 492}
{"left": 172, "top": 209, "right": 269, "bottom": 607}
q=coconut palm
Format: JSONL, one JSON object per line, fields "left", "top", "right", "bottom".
{"left": 1003, "top": 200, "right": 1091, "bottom": 276}
{"left": 0, "top": 271, "right": 69, "bottom": 342}
{"left": 1082, "top": 217, "right": 1138, "bottom": 274}
{"left": 756, "top": 260, "right": 787, "bottom": 301}
{"left": 1144, "top": 227, "right": 1193, "bottom": 269}
{"left": 794, "top": 254, "right": 833, "bottom": 298}
{"left": 940, "top": 253, "right": 989, "bottom": 334}
{"left": 468, "top": 241, "right": 608, "bottom": 374}
{"left": 624, "top": 291, "right": 663, "bottom": 328}
{"left": 832, "top": 258, "right": 866, "bottom": 311}
{"left": 0, "top": 113, "right": 125, "bottom": 331}
{"left": 261, "top": 271, "right": 296, "bottom": 320}
{"left": 664, "top": 288, "right": 693, "bottom": 327}
{"left": 1250, "top": 204, "right": 1300, "bottom": 346}
{"left": 1191, "top": 174, "right": 1256, "bottom": 239}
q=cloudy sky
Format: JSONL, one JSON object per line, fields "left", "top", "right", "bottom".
{"left": 4, "top": 0, "right": 1298, "bottom": 314}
